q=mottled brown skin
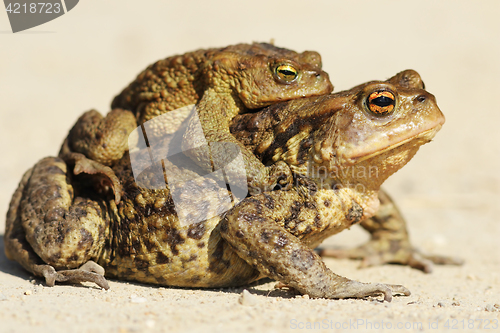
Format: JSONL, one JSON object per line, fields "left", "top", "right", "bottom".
{"left": 231, "top": 69, "right": 463, "bottom": 275}
{"left": 109, "top": 42, "right": 333, "bottom": 193}
{"left": 5, "top": 70, "right": 455, "bottom": 301}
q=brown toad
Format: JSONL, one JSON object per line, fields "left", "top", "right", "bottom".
{"left": 5, "top": 70, "right": 455, "bottom": 301}
{"left": 64, "top": 43, "right": 333, "bottom": 194}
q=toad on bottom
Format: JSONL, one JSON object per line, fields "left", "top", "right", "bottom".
{"left": 5, "top": 70, "right": 460, "bottom": 301}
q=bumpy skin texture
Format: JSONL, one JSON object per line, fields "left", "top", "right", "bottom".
{"left": 5, "top": 70, "right": 456, "bottom": 301}
{"left": 110, "top": 43, "right": 333, "bottom": 193}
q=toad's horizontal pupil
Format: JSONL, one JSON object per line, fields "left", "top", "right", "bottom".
{"left": 372, "top": 96, "right": 394, "bottom": 107}
{"left": 279, "top": 69, "right": 296, "bottom": 76}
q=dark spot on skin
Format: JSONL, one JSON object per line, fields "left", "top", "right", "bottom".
{"left": 314, "top": 214, "right": 322, "bottom": 228}
{"left": 197, "top": 242, "right": 205, "bottom": 248}
{"left": 143, "top": 237, "right": 156, "bottom": 252}
{"left": 240, "top": 212, "right": 266, "bottom": 224}
{"left": 293, "top": 201, "right": 303, "bottom": 211}
{"left": 189, "top": 275, "right": 202, "bottom": 284}
{"left": 247, "top": 250, "right": 259, "bottom": 259}
{"left": 283, "top": 201, "right": 302, "bottom": 230}
{"left": 345, "top": 200, "right": 363, "bottom": 225}
{"left": 187, "top": 222, "right": 206, "bottom": 240}
{"left": 246, "top": 198, "right": 263, "bottom": 216}
{"left": 77, "top": 228, "right": 93, "bottom": 250}
{"left": 260, "top": 231, "right": 271, "bottom": 243}
{"left": 48, "top": 252, "right": 61, "bottom": 266}
{"left": 156, "top": 251, "right": 170, "bottom": 264}
{"left": 291, "top": 249, "right": 315, "bottom": 272}
{"left": 68, "top": 253, "right": 79, "bottom": 262}
{"left": 304, "top": 201, "right": 315, "bottom": 209}
{"left": 187, "top": 254, "right": 197, "bottom": 262}
{"left": 165, "top": 228, "right": 185, "bottom": 256}
{"left": 263, "top": 193, "right": 275, "bottom": 210}
{"left": 52, "top": 233, "right": 65, "bottom": 245}
{"left": 134, "top": 257, "right": 149, "bottom": 270}
{"left": 303, "top": 225, "right": 313, "bottom": 235}
{"left": 274, "top": 234, "right": 288, "bottom": 249}
{"left": 72, "top": 206, "right": 88, "bottom": 219}
{"left": 235, "top": 230, "right": 245, "bottom": 238}
{"left": 324, "top": 200, "right": 331, "bottom": 207}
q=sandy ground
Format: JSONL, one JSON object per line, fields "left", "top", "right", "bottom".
{"left": 0, "top": 1, "right": 499, "bottom": 332}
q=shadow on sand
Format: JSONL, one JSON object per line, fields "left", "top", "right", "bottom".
{"left": 0, "top": 234, "right": 31, "bottom": 281}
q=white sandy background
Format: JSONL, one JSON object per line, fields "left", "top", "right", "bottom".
{"left": 0, "top": 1, "right": 499, "bottom": 332}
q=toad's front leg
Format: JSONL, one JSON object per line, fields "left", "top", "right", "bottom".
{"left": 220, "top": 191, "right": 409, "bottom": 301}
{"left": 181, "top": 90, "right": 293, "bottom": 195}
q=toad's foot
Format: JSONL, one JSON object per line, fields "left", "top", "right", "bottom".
{"left": 319, "top": 241, "right": 463, "bottom": 274}
{"left": 61, "top": 152, "right": 123, "bottom": 204}
{"left": 328, "top": 281, "right": 410, "bottom": 302}
{"left": 35, "top": 261, "right": 110, "bottom": 289}
{"left": 274, "top": 281, "right": 409, "bottom": 302}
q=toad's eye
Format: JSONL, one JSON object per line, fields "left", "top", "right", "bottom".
{"left": 275, "top": 64, "right": 298, "bottom": 83}
{"left": 367, "top": 91, "right": 396, "bottom": 116}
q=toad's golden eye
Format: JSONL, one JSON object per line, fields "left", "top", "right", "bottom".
{"left": 275, "top": 64, "right": 299, "bottom": 83}
{"left": 367, "top": 91, "right": 396, "bottom": 116}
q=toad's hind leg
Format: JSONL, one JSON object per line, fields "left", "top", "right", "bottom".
{"left": 220, "top": 191, "right": 409, "bottom": 301}
{"left": 319, "top": 189, "right": 463, "bottom": 273}
{"left": 4, "top": 157, "right": 111, "bottom": 289}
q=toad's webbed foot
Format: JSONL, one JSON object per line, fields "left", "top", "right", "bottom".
{"left": 35, "top": 261, "right": 109, "bottom": 289}
{"left": 275, "top": 281, "right": 410, "bottom": 302}
{"left": 331, "top": 281, "right": 410, "bottom": 302}
{"left": 319, "top": 241, "right": 462, "bottom": 274}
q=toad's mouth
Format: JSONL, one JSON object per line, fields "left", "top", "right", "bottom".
{"left": 346, "top": 125, "right": 442, "bottom": 164}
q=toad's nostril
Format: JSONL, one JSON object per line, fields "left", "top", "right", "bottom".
{"left": 416, "top": 95, "right": 427, "bottom": 103}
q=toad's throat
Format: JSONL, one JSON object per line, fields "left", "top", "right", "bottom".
{"left": 346, "top": 125, "right": 442, "bottom": 164}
